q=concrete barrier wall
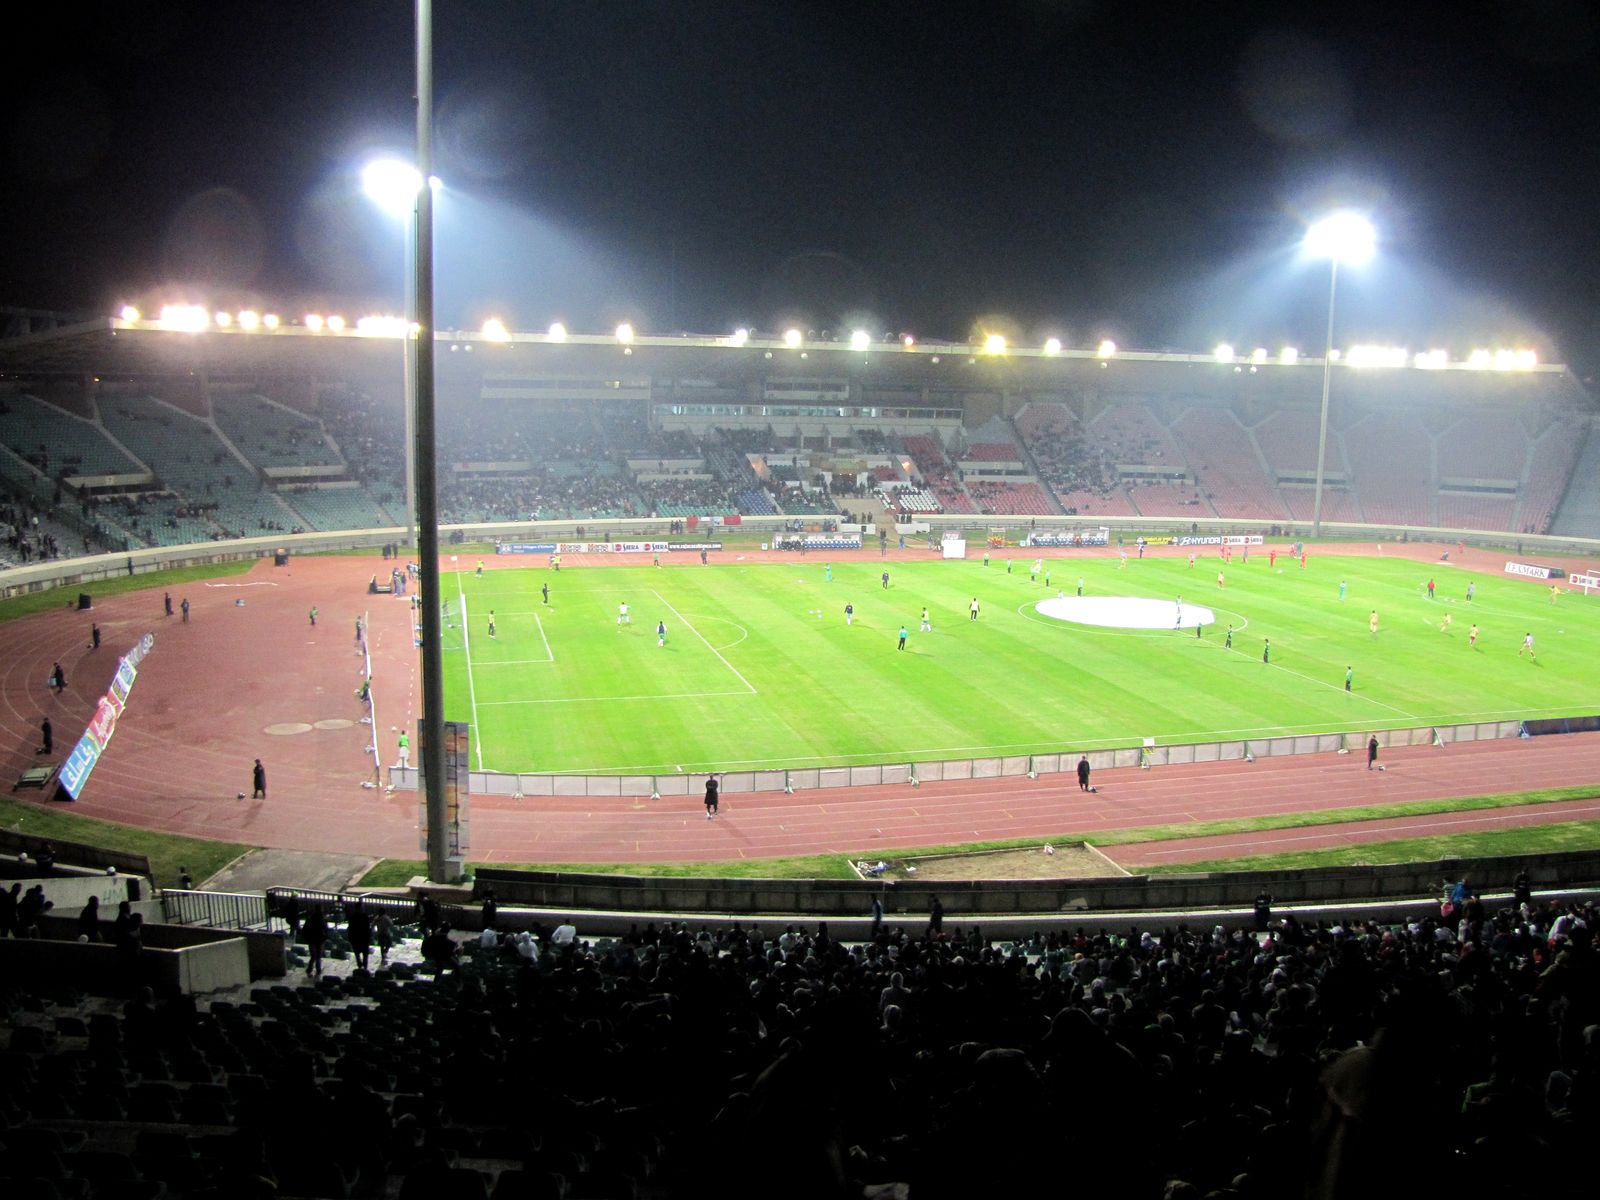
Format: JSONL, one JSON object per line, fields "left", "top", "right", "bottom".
{"left": 0, "top": 934, "right": 249, "bottom": 994}
{"left": 0, "top": 831, "right": 152, "bottom": 878}
{"left": 474, "top": 848, "right": 1600, "bottom": 918}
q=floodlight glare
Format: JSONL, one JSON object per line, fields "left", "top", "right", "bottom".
{"left": 983, "top": 333, "right": 1006, "bottom": 354}
{"left": 1280, "top": 347, "right": 1299, "bottom": 364}
{"left": 158, "top": 304, "right": 209, "bottom": 333}
{"left": 326, "top": 315, "right": 346, "bottom": 332}
{"left": 213, "top": 311, "right": 232, "bottom": 327}
{"left": 902, "top": 334, "right": 915, "bottom": 348}
{"left": 362, "top": 159, "right": 423, "bottom": 219}
{"left": 1214, "top": 343, "right": 1234, "bottom": 362}
{"left": 1044, "top": 338, "right": 1062, "bottom": 356}
{"left": 547, "top": 322, "right": 567, "bottom": 342}
{"left": 1468, "top": 348, "right": 1491, "bottom": 369}
{"left": 614, "top": 322, "right": 634, "bottom": 344}
{"left": 237, "top": 310, "right": 261, "bottom": 330}
{"left": 304, "top": 314, "right": 325, "bottom": 331}
{"left": 850, "top": 330, "right": 871, "bottom": 351}
{"left": 262, "top": 313, "right": 280, "bottom": 330}
{"left": 1096, "top": 339, "right": 1117, "bottom": 358}
{"left": 1251, "top": 347, "right": 1268, "bottom": 364}
{"left": 730, "top": 328, "right": 749, "bottom": 346}
{"left": 119, "top": 305, "right": 140, "bottom": 323}
{"left": 1304, "top": 212, "right": 1376, "bottom": 265}
{"left": 784, "top": 328, "right": 803, "bottom": 348}
{"left": 481, "top": 318, "right": 509, "bottom": 342}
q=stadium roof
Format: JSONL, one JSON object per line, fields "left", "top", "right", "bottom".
{"left": 0, "top": 317, "right": 1585, "bottom": 407}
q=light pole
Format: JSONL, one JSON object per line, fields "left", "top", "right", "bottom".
{"left": 1303, "top": 212, "right": 1375, "bottom": 538}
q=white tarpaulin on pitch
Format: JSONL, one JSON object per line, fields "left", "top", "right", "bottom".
{"left": 1035, "top": 595, "right": 1216, "bottom": 629}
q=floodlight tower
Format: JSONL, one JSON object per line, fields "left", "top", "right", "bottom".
{"left": 1303, "top": 212, "right": 1375, "bottom": 537}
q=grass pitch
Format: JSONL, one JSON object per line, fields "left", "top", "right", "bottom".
{"left": 440, "top": 553, "right": 1600, "bottom": 775}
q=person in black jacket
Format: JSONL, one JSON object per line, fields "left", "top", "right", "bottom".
{"left": 303, "top": 906, "right": 328, "bottom": 976}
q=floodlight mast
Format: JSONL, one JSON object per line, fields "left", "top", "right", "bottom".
{"left": 413, "top": 0, "right": 454, "bottom": 885}
{"left": 1305, "top": 213, "right": 1375, "bottom": 538}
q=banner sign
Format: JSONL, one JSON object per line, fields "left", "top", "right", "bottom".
{"left": 1504, "top": 561, "right": 1556, "bottom": 580}
{"left": 1025, "top": 532, "right": 1110, "bottom": 547}
{"left": 1176, "top": 535, "right": 1266, "bottom": 547}
{"left": 1569, "top": 572, "right": 1600, "bottom": 591}
{"left": 550, "top": 541, "right": 670, "bottom": 554}
{"left": 669, "top": 542, "right": 724, "bottom": 551}
{"left": 775, "top": 534, "right": 862, "bottom": 550}
{"left": 495, "top": 542, "right": 558, "bottom": 555}
{"left": 59, "top": 633, "right": 155, "bottom": 800}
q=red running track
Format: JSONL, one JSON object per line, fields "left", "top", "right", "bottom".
{"left": 1, "top": 550, "right": 1597, "bottom": 867}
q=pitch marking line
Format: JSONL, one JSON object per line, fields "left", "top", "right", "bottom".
{"left": 455, "top": 574, "right": 485, "bottom": 770}
{"left": 652, "top": 589, "right": 757, "bottom": 694}
{"left": 477, "top": 689, "right": 754, "bottom": 707}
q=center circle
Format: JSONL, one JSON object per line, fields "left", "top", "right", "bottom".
{"left": 1035, "top": 595, "right": 1217, "bottom": 629}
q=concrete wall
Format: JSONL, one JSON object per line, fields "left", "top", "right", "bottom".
{"left": 474, "top": 848, "right": 1600, "bottom": 918}
{"left": 40, "top": 912, "right": 287, "bottom": 979}
{"left": 0, "top": 831, "right": 152, "bottom": 878}
{"left": 13, "top": 872, "right": 145, "bottom": 914}
{"left": 0, "top": 934, "right": 249, "bottom": 995}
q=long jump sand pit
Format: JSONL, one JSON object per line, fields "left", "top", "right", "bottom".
{"left": 870, "top": 843, "right": 1128, "bottom": 882}
{"left": 1036, "top": 594, "right": 1216, "bottom": 629}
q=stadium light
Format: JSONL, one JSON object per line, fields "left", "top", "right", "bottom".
{"left": 1251, "top": 347, "right": 1268, "bottom": 364}
{"left": 1044, "top": 337, "right": 1062, "bottom": 356}
{"left": 547, "top": 322, "right": 567, "bottom": 342}
{"left": 784, "top": 328, "right": 803, "bottom": 348}
{"left": 1096, "top": 339, "right": 1117, "bottom": 358}
{"left": 1213, "top": 343, "right": 1234, "bottom": 362}
{"left": 237, "top": 310, "right": 261, "bottom": 330}
{"left": 850, "top": 330, "right": 871, "bottom": 351}
{"left": 326, "top": 314, "right": 346, "bottom": 332}
{"left": 902, "top": 334, "right": 915, "bottom": 348}
{"left": 262, "top": 313, "right": 280, "bottom": 330}
{"left": 360, "top": 159, "right": 441, "bottom": 220}
{"left": 730, "top": 327, "right": 749, "bottom": 346}
{"left": 983, "top": 333, "right": 1006, "bottom": 355}
{"left": 481, "top": 317, "right": 509, "bottom": 342}
{"left": 615, "top": 322, "right": 634, "bottom": 344}
{"left": 304, "top": 313, "right": 324, "bottom": 331}
{"left": 1303, "top": 211, "right": 1377, "bottom": 535}
{"left": 158, "top": 304, "right": 209, "bottom": 332}
{"left": 119, "top": 305, "right": 140, "bottom": 323}
{"left": 1280, "top": 347, "right": 1299, "bottom": 364}
{"left": 213, "top": 311, "right": 232, "bottom": 327}
{"left": 1414, "top": 349, "right": 1447, "bottom": 370}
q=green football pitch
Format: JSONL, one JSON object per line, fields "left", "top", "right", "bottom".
{"left": 439, "top": 556, "right": 1600, "bottom": 776}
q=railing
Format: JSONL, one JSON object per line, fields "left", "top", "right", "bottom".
{"left": 161, "top": 888, "right": 269, "bottom": 930}
{"left": 264, "top": 886, "right": 469, "bottom": 928}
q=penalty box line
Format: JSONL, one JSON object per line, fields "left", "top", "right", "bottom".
{"left": 652, "top": 588, "right": 757, "bottom": 694}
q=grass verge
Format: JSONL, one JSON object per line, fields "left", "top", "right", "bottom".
{"left": 1145, "top": 820, "right": 1600, "bottom": 874}
{"left": 0, "top": 797, "right": 250, "bottom": 890}
{"left": 0, "top": 560, "right": 256, "bottom": 623}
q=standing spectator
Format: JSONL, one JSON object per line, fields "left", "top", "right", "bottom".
{"left": 303, "top": 905, "right": 328, "bottom": 976}
{"left": 180, "top": 597, "right": 190, "bottom": 622}
{"left": 77, "top": 895, "right": 102, "bottom": 942}
{"left": 1254, "top": 890, "right": 1273, "bottom": 931}
{"left": 928, "top": 896, "right": 944, "bottom": 938}
{"left": 870, "top": 895, "right": 884, "bottom": 941}
{"left": 164, "top": 591, "right": 173, "bottom": 617}
{"left": 251, "top": 758, "right": 267, "bottom": 799}
{"left": 50, "top": 662, "right": 66, "bottom": 690}
{"left": 347, "top": 902, "right": 372, "bottom": 972}
{"left": 396, "top": 731, "right": 410, "bottom": 769}
{"left": 37, "top": 717, "right": 52, "bottom": 755}
{"left": 0, "top": 883, "right": 19, "bottom": 938}
{"left": 89, "top": 622, "right": 101, "bottom": 649}
{"left": 704, "top": 774, "right": 720, "bottom": 819}
{"left": 375, "top": 911, "right": 396, "bottom": 963}
{"left": 1077, "top": 754, "right": 1092, "bottom": 792}
{"left": 1367, "top": 735, "right": 1379, "bottom": 770}
{"left": 179, "top": 866, "right": 194, "bottom": 890}
{"left": 419, "top": 894, "right": 440, "bottom": 936}
{"left": 283, "top": 892, "right": 301, "bottom": 941}
{"left": 480, "top": 887, "right": 498, "bottom": 930}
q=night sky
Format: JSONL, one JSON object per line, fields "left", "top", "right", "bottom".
{"left": 2, "top": 0, "right": 1598, "bottom": 377}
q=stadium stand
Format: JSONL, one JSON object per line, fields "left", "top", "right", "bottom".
{"left": 281, "top": 485, "right": 397, "bottom": 531}
{"left": 1, "top": 887, "right": 1594, "bottom": 1199}
{"left": 100, "top": 395, "right": 299, "bottom": 540}
{"left": 1436, "top": 412, "right": 1529, "bottom": 482}
{"left": 1342, "top": 411, "right": 1435, "bottom": 527}
{"left": 966, "top": 480, "right": 1053, "bottom": 516}
{"left": 0, "top": 392, "right": 143, "bottom": 478}
{"left": 902, "top": 434, "right": 971, "bottom": 512}
{"left": 1534, "top": 418, "right": 1592, "bottom": 536}
{"left": 1087, "top": 399, "right": 1187, "bottom": 469}
{"left": 212, "top": 394, "right": 343, "bottom": 469}
{"left": 1170, "top": 406, "right": 1286, "bottom": 521}
{"left": 1127, "top": 480, "right": 1211, "bottom": 518}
